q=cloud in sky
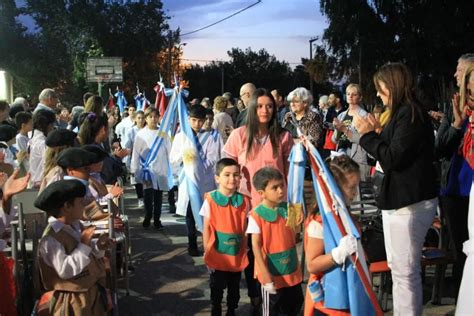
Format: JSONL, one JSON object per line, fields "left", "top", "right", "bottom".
{"left": 162, "top": 0, "right": 327, "bottom": 66}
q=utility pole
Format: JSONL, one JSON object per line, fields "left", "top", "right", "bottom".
{"left": 221, "top": 63, "right": 225, "bottom": 94}
{"left": 168, "top": 31, "right": 173, "bottom": 85}
{"left": 309, "top": 37, "right": 318, "bottom": 97}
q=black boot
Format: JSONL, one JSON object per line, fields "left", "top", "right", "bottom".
{"left": 250, "top": 297, "right": 262, "bottom": 316}
{"left": 142, "top": 217, "right": 151, "bottom": 228}
{"left": 211, "top": 304, "right": 222, "bottom": 316}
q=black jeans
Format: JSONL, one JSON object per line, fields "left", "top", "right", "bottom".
{"left": 265, "top": 283, "right": 304, "bottom": 316}
{"left": 210, "top": 270, "right": 241, "bottom": 310}
{"left": 186, "top": 203, "right": 197, "bottom": 249}
{"left": 168, "top": 186, "right": 177, "bottom": 211}
{"left": 143, "top": 188, "right": 162, "bottom": 222}
{"left": 135, "top": 183, "right": 144, "bottom": 199}
{"left": 244, "top": 236, "right": 261, "bottom": 299}
{"left": 440, "top": 195, "right": 469, "bottom": 298}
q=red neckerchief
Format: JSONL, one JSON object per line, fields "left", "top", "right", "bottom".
{"left": 461, "top": 109, "right": 473, "bottom": 169}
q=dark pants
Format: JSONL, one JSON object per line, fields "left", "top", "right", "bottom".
{"left": 440, "top": 195, "right": 469, "bottom": 298}
{"left": 135, "top": 183, "right": 144, "bottom": 199}
{"left": 186, "top": 203, "right": 198, "bottom": 249}
{"left": 265, "top": 283, "right": 304, "bottom": 316}
{"left": 144, "top": 188, "right": 162, "bottom": 222}
{"left": 210, "top": 270, "right": 241, "bottom": 312}
{"left": 168, "top": 186, "right": 177, "bottom": 212}
{"left": 244, "top": 236, "right": 261, "bottom": 299}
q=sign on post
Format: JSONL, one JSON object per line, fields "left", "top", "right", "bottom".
{"left": 86, "top": 57, "right": 123, "bottom": 83}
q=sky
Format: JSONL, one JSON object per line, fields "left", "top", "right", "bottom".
{"left": 15, "top": 0, "right": 328, "bottom": 67}
{"left": 161, "top": 0, "right": 327, "bottom": 67}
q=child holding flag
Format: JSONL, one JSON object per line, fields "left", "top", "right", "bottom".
{"left": 131, "top": 107, "right": 171, "bottom": 229}
{"left": 170, "top": 105, "right": 223, "bottom": 256}
{"left": 304, "top": 154, "right": 359, "bottom": 315}
{"left": 246, "top": 167, "right": 304, "bottom": 316}
{"left": 200, "top": 158, "right": 250, "bottom": 316}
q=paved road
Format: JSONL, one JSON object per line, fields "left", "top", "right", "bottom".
{"left": 117, "top": 189, "right": 456, "bottom": 315}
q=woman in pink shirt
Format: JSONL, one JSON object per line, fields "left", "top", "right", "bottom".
{"left": 224, "top": 88, "right": 294, "bottom": 207}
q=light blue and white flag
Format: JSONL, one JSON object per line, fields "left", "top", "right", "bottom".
{"left": 114, "top": 89, "right": 127, "bottom": 113}
{"left": 305, "top": 142, "right": 382, "bottom": 315}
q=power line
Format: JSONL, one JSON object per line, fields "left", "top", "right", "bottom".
{"left": 181, "top": 58, "right": 303, "bottom": 65}
{"left": 181, "top": 0, "right": 262, "bottom": 37}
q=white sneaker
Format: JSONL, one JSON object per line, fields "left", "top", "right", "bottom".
{"left": 138, "top": 199, "right": 144, "bottom": 207}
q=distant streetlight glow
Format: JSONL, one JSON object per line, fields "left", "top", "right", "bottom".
{"left": 0, "top": 70, "right": 13, "bottom": 103}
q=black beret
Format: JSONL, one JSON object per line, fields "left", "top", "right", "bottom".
{"left": 45, "top": 129, "right": 77, "bottom": 147}
{"left": 82, "top": 144, "right": 108, "bottom": 163}
{"left": 57, "top": 148, "right": 98, "bottom": 168}
{"left": 0, "top": 124, "right": 17, "bottom": 142}
{"left": 34, "top": 179, "right": 86, "bottom": 213}
{"left": 9, "top": 104, "right": 24, "bottom": 119}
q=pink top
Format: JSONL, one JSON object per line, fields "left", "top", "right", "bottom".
{"left": 223, "top": 126, "right": 294, "bottom": 207}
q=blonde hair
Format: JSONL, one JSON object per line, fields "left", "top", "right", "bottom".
{"left": 213, "top": 96, "right": 227, "bottom": 112}
{"left": 43, "top": 145, "right": 71, "bottom": 177}
{"left": 459, "top": 63, "right": 474, "bottom": 111}
{"left": 84, "top": 95, "right": 104, "bottom": 116}
{"left": 346, "top": 83, "right": 362, "bottom": 96}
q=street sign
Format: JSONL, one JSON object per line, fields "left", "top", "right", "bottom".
{"left": 86, "top": 57, "right": 123, "bottom": 83}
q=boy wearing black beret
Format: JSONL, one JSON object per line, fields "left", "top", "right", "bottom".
{"left": 36, "top": 179, "right": 114, "bottom": 315}
{"left": 56, "top": 148, "right": 108, "bottom": 221}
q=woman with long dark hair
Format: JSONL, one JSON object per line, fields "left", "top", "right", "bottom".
{"left": 224, "top": 88, "right": 294, "bottom": 207}
{"left": 78, "top": 112, "right": 128, "bottom": 184}
{"left": 354, "top": 62, "right": 437, "bottom": 315}
{"left": 223, "top": 88, "right": 294, "bottom": 312}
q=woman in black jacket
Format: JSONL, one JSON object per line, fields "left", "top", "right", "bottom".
{"left": 354, "top": 63, "right": 437, "bottom": 316}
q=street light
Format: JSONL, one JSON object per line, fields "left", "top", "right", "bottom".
{"left": 176, "top": 43, "right": 187, "bottom": 80}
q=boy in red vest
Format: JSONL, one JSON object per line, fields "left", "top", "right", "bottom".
{"left": 247, "top": 167, "right": 304, "bottom": 316}
{"left": 200, "top": 158, "right": 250, "bottom": 316}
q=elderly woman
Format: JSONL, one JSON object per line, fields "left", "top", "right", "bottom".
{"left": 212, "top": 96, "right": 234, "bottom": 143}
{"left": 282, "top": 87, "right": 323, "bottom": 148}
{"left": 332, "top": 84, "right": 370, "bottom": 180}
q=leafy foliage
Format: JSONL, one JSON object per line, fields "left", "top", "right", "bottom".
{"left": 0, "top": 0, "right": 173, "bottom": 104}
{"left": 319, "top": 0, "right": 474, "bottom": 105}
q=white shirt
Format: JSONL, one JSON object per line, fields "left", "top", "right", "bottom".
{"left": 115, "top": 117, "right": 134, "bottom": 148}
{"left": 212, "top": 112, "right": 234, "bottom": 142}
{"left": 170, "top": 130, "right": 224, "bottom": 216}
{"left": 307, "top": 219, "right": 324, "bottom": 239}
{"left": 130, "top": 127, "right": 171, "bottom": 191}
{"left": 16, "top": 133, "right": 29, "bottom": 152}
{"left": 246, "top": 216, "right": 261, "bottom": 234}
{"left": 38, "top": 217, "right": 104, "bottom": 280}
{"left": 198, "top": 194, "right": 250, "bottom": 218}
{"left": 29, "top": 129, "right": 47, "bottom": 186}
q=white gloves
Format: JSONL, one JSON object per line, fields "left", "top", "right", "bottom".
{"left": 331, "top": 235, "right": 357, "bottom": 265}
{"left": 262, "top": 282, "right": 277, "bottom": 294}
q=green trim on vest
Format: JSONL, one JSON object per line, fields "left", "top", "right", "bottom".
{"left": 254, "top": 202, "right": 287, "bottom": 222}
{"left": 267, "top": 246, "right": 298, "bottom": 276}
{"left": 214, "top": 231, "right": 241, "bottom": 255}
{"left": 210, "top": 190, "right": 244, "bottom": 208}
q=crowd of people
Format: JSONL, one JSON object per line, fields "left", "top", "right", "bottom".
{"left": 0, "top": 53, "right": 472, "bottom": 316}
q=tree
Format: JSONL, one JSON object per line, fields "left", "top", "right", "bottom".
{"left": 0, "top": 0, "right": 45, "bottom": 96}
{"left": 319, "top": 0, "right": 474, "bottom": 105}
{"left": 0, "top": 0, "right": 173, "bottom": 103}
{"left": 184, "top": 48, "right": 295, "bottom": 99}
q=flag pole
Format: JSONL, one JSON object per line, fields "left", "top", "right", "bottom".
{"left": 307, "top": 151, "right": 383, "bottom": 316}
